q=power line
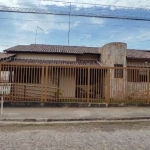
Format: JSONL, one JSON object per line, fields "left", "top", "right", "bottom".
{"left": 2, "top": 0, "right": 150, "bottom": 10}
{"left": 128, "top": 39, "right": 150, "bottom": 43}
{"left": 0, "top": 6, "right": 150, "bottom": 21}
{"left": 1, "top": 17, "right": 150, "bottom": 29}
{"left": 40, "top": 0, "right": 150, "bottom": 10}
{"left": 2, "top": 3, "right": 148, "bottom": 19}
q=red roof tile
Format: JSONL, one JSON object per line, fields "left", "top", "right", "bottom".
{"left": 4, "top": 44, "right": 150, "bottom": 59}
{"left": 5, "top": 44, "right": 100, "bottom": 54}
{"left": 127, "top": 62, "right": 150, "bottom": 68}
{"left": 127, "top": 49, "right": 150, "bottom": 59}
{"left": 3, "top": 59, "right": 103, "bottom": 66}
{"left": 0, "top": 53, "right": 15, "bottom": 60}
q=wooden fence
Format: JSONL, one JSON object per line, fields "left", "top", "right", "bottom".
{"left": 0, "top": 62, "right": 150, "bottom": 104}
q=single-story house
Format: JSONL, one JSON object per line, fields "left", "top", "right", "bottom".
{"left": 0, "top": 42, "right": 150, "bottom": 103}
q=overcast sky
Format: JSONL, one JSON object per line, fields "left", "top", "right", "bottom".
{"left": 0, "top": 0, "right": 150, "bottom": 51}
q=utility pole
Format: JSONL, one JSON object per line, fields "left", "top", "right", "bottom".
{"left": 68, "top": 2, "right": 71, "bottom": 45}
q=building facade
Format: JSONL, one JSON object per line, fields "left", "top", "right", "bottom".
{"left": 0, "top": 42, "right": 150, "bottom": 103}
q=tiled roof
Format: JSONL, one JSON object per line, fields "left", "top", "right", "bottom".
{"left": 0, "top": 53, "right": 15, "bottom": 60}
{"left": 127, "top": 49, "right": 150, "bottom": 59}
{"left": 2, "top": 59, "right": 103, "bottom": 66}
{"left": 4, "top": 44, "right": 100, "bottom": 54}
{"left": 4, "top": 44, "right": 150, "bottom": 59}
{"left": 127, "top": 62, "right": 150, "bottom": 68}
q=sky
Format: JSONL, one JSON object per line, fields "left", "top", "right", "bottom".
{"left": 0, "top": 0, "right": 150, "bottom": 51}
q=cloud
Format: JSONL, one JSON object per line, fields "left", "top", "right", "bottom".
{"left": 72, "top": 21, "right": 80, "bottom": 27}
{"left": 90, "top": 18, "right": 105, "bottom": 24}
{"left": 77, "top": 34, "right": 91, "bottom": 42}
{"left": 136, "top": 30, "right": 150, "bottom": 40}
{"left": 114, "top": 28, "right": 150, "bottom": 43}
{"left": 82, "top": 34, "right": 91, "bottom": 39}
{"left": 42, "top": 0, "right": 150, "bottom": 10}
{"left": 1, "top": 0, "right": 150, "bottom": 9}
{"left": 14, "top": 14, "right": 80, "bottom": 34}
{"left": 40, "top": 0, "right": 150, "bottom": 9}
{"left": 0, "top": 0, "right": 150, "bottom": 51}
{"left": 9, "top": 12, "right": 71, "bottom": 34}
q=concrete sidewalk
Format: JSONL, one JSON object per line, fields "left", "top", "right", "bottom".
{"left": 0, "top": 107, "right": 150, "bottom": 122}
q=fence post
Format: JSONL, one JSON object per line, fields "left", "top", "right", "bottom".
{"left": 0, "top": 63, "right": 1, "bottom": 82}
{"left": 45, "top": 65, "right": 48, "bottom": 102}
{"left": 0, "top": 63, "right": 2, "bottom": 116}
{"left": 41, "top": 65, "right": 45, "bottom": 102}
{"left": 87, "top": 67, "right": 90, "bottom": 104}
{"left": 147, "top": 69, "right": 149, "bottom": 104}
{"left": 107, "top": 68, "right": 110, "bottom": 104}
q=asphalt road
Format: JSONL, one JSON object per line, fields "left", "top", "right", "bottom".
{"left": 0, "top": 121, "right": 150, "bottom": 150}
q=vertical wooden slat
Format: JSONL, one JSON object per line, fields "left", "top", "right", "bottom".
{"left": 56, "top": 66, "right": 59, "bottom": 102}
{"left": 107, "top": 68, "right": 110, "bottom": 104}
{"left": 41, "top": 65, "right": 45, "bottom": 102}
{"left": 147, "top": 69, "right": 149, "bottom": 104}
{"left": 69, "top": 67, "right": 72, "bottom": 102}
{"left": 64, "top": 66, "right": 66, "bottom": 101}
{"left": 62, "top": 67, "right": 64, "bottom": 102}
{"left": 49, "top": 66, "right": 55, "bottom": 101}
{"left": 0, "top": 63, "right": 1, "bottom": 83}
{"left": 75, "top": 67, "right": 77, "bottom": 101}
{"left": 99, "top": 69, "right": 101, "bottom": 100}
{"left": 87, "top": 67, "right": 90, "bottom": 104}
{"left": 96, "top": 68, "right": 98, "bottom": 102}
{"left": 85, "top": 68, "right": 87, "bottom": 103}
{"left": 133, "top": 69, "right": 135, "bottom": 103}
{"left": 82, "top": 68, "right": 85, "bottom": 101}
{"left": 15, "top": 65, "right": 19, "bottom": 101}
{"left": 45, "top": 65, "right": 48, "bottom": 102}
{"left": 9, "top": 64, "right": 12, "bottom": 101}
{"left": 125, "top": 68, "right": 126, "bottom": 102}
{"left": 77, "top": 68, "right": 79, "bottom": 100}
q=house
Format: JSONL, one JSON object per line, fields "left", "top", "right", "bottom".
{"left": 0, "top": 42, "right": 150, "bottom": 103}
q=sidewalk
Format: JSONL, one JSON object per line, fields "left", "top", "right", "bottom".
{"left": 0, "top": 107, "right": 150, "bottom": 122}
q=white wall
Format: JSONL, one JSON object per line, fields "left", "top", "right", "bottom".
{"left": 16, "top": 53, "right": 76, "bottom": 61}
{"left": 59, "top": 70, "right": 76, "bottom": 98}
{"left": 77, "top": 55, "right": 98, "bottom": 60}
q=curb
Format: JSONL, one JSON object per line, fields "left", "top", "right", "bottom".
{"left": 0, "top": 117, "right": 150, "bottom": 122}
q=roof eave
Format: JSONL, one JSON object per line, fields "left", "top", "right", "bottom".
{"left": 127, "top": 57, "right": 150, "bottom": 60}
{"left": 5, "top": 51, "right": 100, "bottom": 55}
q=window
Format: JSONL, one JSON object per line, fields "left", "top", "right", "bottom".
{"left": 139, "top": 70, "right": 147, "bottom": 82}
{"left": 0, "top": 71, "right": 14, "bottom": 83}
{"left": 127, "top": 69, "right": 148, "bottom": 82}
{"left": 114, "top": 64, "right": 123, "bottom": 78}
{"left": 1, "top": 71, "right": 10, "bottom": 83}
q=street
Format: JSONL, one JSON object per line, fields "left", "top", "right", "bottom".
{"left": 0, "top": 121, "right": 150, "bottom": 150}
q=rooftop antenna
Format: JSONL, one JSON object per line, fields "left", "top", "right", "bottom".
{"left": 35, "top": 26, "right": 44, "bottom": 45}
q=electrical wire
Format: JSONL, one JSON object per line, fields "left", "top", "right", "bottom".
{"left": 40, "top": 0, "right": 150, "bottom": 10}
{"left": 0, "top": 6, "right": 150, "bottom": 21}
{"left": 0, "top": 2, "right": 150, "bottom": 46}
{"left": 1, "top": 17, "right": 150, "bottom": 29}
{"left": 2, "top": 0, "right": 150, "bottom": 10}
{"left": 128, "top": 39, "right": 150, "bottom": 43}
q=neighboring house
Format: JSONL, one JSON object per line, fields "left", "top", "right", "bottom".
{"left": 0, "top": 42, "right": 150, "bottom": 102}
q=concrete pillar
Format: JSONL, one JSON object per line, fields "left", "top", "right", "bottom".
{"left": 100, "top": 42, "right": 127, "bottom": 101}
